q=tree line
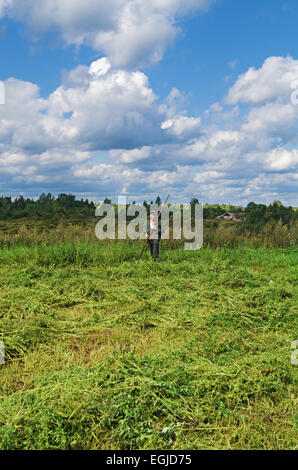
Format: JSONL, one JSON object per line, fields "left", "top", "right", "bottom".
{"left": 0, "top": 194, "right": 296, "bottom": 229}
{"left": 0, "top": 193, "right": 95, "bottom": 222}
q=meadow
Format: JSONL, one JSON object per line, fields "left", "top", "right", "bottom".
{"left": 0, "top": 222, "right": 297, "bottom": 450}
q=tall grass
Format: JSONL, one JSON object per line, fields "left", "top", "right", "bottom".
{"left": 0, "top": 219, "right": 297, "bottom": 249}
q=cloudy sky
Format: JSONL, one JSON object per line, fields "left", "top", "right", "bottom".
{"left": 0, "top": 0, "right": 297, "bottom": 204}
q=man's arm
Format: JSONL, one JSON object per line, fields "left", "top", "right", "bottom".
{"left": 143, "top": 220, "right": 150, "bottom": 239}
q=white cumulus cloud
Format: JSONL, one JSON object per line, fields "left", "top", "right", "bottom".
{"left": 226, "top": 56, "right": 298, "bottom": 105}
{"left": 2, "top": 0, "right": 214, "bottom": 69}
{"left": 0, "top": 55, "right": 298, "bottom": 204}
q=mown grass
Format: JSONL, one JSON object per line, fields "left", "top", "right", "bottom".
{"left": 0, "top": 240, "right": 297, "bottom": 450}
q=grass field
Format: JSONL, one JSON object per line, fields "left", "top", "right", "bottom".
{"left": 0, "top": 240, "right": 297, "bottom": 450}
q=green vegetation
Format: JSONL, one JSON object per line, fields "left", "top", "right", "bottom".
{"left": 0, "top": 193, "right": 95, "bottom": 223}
{"left": 0, "top": 236, "right": 297, "bottom": 450}
{"left": 0, "top": 216, "right": 297, "bottom": 250}
{"left": 1, "top": 194, "right": 297, "bottom": 230}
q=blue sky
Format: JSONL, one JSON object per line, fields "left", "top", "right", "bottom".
{"left": 0, "top": 0, "right": 297, "bottom": 204}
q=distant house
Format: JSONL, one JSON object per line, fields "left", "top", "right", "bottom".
{"left": 216, "top": 212, "right": 246, "bottom": 221}
{"left": 216, "top": 212, "right": 235, "bottom": 220}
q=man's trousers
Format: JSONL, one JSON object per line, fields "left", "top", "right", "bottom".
{"left": 148, "top": 239, "right": 160, "bottom": 259}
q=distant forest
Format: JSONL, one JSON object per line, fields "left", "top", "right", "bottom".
{"left": 0, "top": 193, "right": 297, "bottom": 230}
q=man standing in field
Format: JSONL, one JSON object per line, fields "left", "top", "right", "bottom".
{"left": 144, "top": 211, "right": 162, "bottom": 261}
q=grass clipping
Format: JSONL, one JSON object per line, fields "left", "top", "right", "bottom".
{"left": 0, "top": 241, "right": 297, "bottom": 449}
